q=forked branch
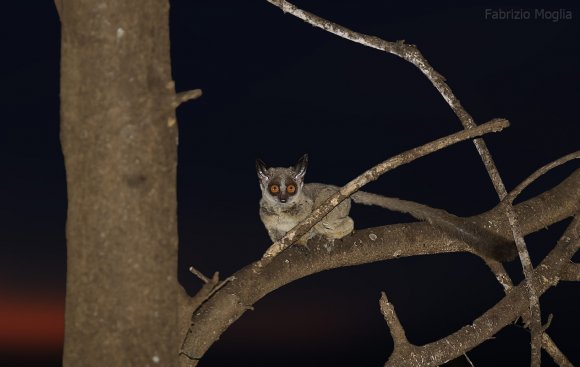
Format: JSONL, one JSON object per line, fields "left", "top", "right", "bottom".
{"left": 379, "top": 153, "right": 580, "bottom": 365}
{"left": 179, "top": 3, "right": 580, "bottom": 365}
{"left": 180, "top": 169, "right": 580, "bottom": 366}
{"left": 383, "top": 217, "right": 579, "bottom": 367}
{"left": 263, "top": 3, "right": 577, "bottom": 364}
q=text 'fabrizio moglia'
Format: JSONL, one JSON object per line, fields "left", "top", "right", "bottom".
{"left": 484, "top": 8, "right": 572, "bottom": 22}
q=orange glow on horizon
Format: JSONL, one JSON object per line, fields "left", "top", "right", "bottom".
{"left": 0, "top": 290, "right": 64, "bottom": 354}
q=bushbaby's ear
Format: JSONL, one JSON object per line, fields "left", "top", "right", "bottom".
{"left": 294, "top": 154, "right": 308, "bottom": 180}
{"left": 256, "top": 158, "right": 269, "bottom": 181}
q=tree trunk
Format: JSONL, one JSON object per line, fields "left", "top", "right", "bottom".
{"left": 59, "top": 1, "right": 179, "bottom": 365}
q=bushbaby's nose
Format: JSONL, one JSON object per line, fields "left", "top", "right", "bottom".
{"left": 279, "top": 197, "right": 287, "bottom": 203}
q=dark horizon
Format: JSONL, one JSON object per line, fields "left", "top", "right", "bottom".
{"left": 1, "top": 1, "right": 578, "bottom": 366}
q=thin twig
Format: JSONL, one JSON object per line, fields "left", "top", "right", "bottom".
{"left": 173, "top": 89, "right": 203, "bottom": 108}
{"left": 503, "top": 151, "right": 580, "bottom": 205}
{"left": 542, "top": 314, "right": 554, "bottom": 332}
{"left": 189, "top": 266, "right": 211, "bottom": 283}
{"left": 482, "top": 258, "right": 513, "bottom": 292}
{"left": 464, "top": 353, "right": 475, "bottom": 367}
{"left": 259, "top": 118, "right": 509, "bottom": 263}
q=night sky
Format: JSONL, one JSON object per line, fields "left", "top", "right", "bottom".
{"left": 2, "top": 1, "right": 579, "bottom": 366}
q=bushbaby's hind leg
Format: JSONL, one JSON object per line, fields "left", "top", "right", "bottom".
{"left": 312, "top": 187, "right": 354, "bottom": 239}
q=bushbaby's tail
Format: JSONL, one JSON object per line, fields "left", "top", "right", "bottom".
{"left": 351, "top": 191, "right": 517, "bottom": 262}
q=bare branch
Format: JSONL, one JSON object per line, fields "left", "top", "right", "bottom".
{"left": 499, "top": 150, "right": 579, "bottom": 365}
{"left": 188, "top": 266, "right": 210, "bottom": 284}
{"left": 505, "top": 205, "right": 542, "bottom": 367}
{"left": 482, "top": 253, "right": 574, "bottom": 365}
{"left": 179, "top": 169, "right": 579, "bottom": 365}
{"left": 266, "top": 0, "right": 506, "bottom": 199}
{"left": 188, "top": 272, "right": 220, "bottom": 312}
{"left": 542, "top": 333, "right": 575, "bottom": 367}
{"left": 379, "top": 292, "right": 410, "bottom": 351}
{"left": 264, "top": 5, "right": 562, "bottom": 362}
{"left": 384, "top": 217, "right": 579, "bottom": 367}
{"left": 504, "top": 151, "right": 580, "bottom": 205}
{"left": 260, "top": 118, "right": 509, "bottom": 263}
{"left": 483, "top": 269, "right": 573, "bottom": 367}
{"left": 478, "top": 170, "right": 579, "bottom": 235}
{"left": 265, "top": 4, "right": 560, "bottom": 366}
{"left": 496, "top": 158, "right": 578, "bottom": 366}
{"left": 261, "top": 7, "right": 543, "bottom": 359}
{"left": 173, "top": 89, "right": 203, "bottom": 108}
{"left": 482, "top": 258, "right": 513, "bottom": 292}
{"left": 464, "top": 353, "right": 475, "bottom": 367}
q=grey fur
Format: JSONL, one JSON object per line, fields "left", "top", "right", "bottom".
{"left": 257, "top": 154, "right": 353, "bottom": 242}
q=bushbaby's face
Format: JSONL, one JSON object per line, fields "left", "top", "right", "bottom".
{"left": 256, "top": 154, "right": 308, "bottom": 205}
{"left": 264, "top": 174, "right": 299, "bottom": 204}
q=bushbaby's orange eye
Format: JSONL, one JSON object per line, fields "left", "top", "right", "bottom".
{"left": 287, "top": 185, "right": 296, "bottom": 194}
{"left": 270, "top": 185, "right": 279, "bottom": 194}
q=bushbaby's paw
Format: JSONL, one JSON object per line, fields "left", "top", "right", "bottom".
{"left": 295, "top": 236, "right": 310, "bottom": 247}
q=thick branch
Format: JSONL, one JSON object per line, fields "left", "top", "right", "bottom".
{"left": 265, "top": 3, "right": 560, "bottom": 363}
{"left": 560, "top": 263, "right": 580, "bottom": 282}
{"left": 542, "top": 333, "right": 575, "bottom": 367}
{"left": 483, "top": 156, "right": 580, "bottom": 365}
{"left": 482, "top": 259, "right": 573, "bottom": 366}
{"left": 384, "top": 217, "right": 579, "bottom": 367}
{"left": 180, "top": 169, "right": 580, "bottom": 365}
{"left": 499, "top": 150, "right": 578, "bottom": 365}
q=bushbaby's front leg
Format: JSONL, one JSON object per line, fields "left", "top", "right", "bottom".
{"left": 267, "top": 228, "right": 284, "bottom": 242}
{"left": 295, "top": 234, "right": 310, "bottom": 247}
{"left": 312, "top": 187, "right": 354, "bottom": 239}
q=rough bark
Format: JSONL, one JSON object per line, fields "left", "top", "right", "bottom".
{"left": 383, "top": 217, "right": 579, "bottom": 367}
{"left": 180, "top": 169, "right": 580, "bottom": 364}
{"left": 59, "top": 1, "right": 179, "bottom": 366}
